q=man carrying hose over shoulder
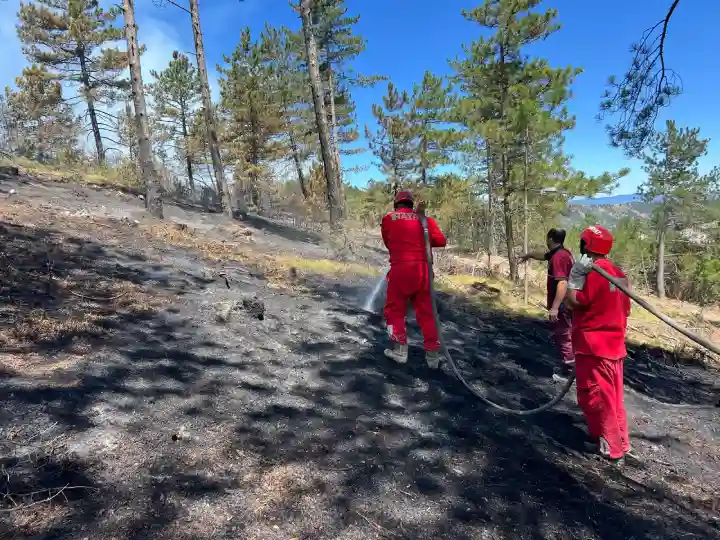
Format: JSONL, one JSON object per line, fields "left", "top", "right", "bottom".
{"left": 520, "top": 228, "right": 575, "bottom": 378}
{"left": 564, "top": 225, "right": 632, "bottom": 465}
{"left": 381, "top": 190, "right": 447, "bottom": 368}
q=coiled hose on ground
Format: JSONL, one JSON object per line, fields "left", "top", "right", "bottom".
{"left": 419, "top": 215, "right": 719, "bottom": 415}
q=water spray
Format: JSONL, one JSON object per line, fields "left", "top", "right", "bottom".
{"left": 362, "top": 273, "right": 387, "bottom": 314}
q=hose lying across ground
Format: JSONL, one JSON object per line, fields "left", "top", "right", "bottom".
{"left": 419, "top": 215, "right": 718, "bottom": 415}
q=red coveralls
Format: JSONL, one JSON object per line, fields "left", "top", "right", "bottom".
{"left": 381, "top": 208, "right": 447, "bottom": 352}
{"left": 545, "top": 247, "right": 575, "bottom": 365}
{"left": 572, "top": 258, "right": 632, "bottom": 459}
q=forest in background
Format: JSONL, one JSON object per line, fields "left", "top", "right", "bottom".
{"left": 0, "top": 0, "right": 718, "bottom": 306}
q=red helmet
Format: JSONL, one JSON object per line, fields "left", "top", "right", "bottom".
{"left": 580, "top": 225, "right": 613, "bottom": 255}
{"left": 394, "top": 190, "right": 414, "bottom": 205}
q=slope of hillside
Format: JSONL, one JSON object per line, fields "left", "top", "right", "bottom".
{"left": 0, "top": 173, "right": 718, "bottom": 540}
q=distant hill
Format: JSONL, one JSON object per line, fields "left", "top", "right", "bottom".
{"left": 560, "top": 194, "right": 655, "bottom": 228}
{"left": 569, "top": 194, "right": 639, "bottom": 206}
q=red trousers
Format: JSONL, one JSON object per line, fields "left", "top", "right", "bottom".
{"left": 384, "top": 263, "right": 439, "bottom": 352}
{"left": 575, "top": 354, "right": 630, "bottom": 459}
{"left": 551, "top": 308, "right": 575, "bottom": 365}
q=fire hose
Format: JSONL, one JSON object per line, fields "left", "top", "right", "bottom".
{"left": 419, "top": 215, "right": 719, "bottom": 415}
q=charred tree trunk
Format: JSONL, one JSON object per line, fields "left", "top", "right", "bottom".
{"left": 180, "top": 108, "right": 195, "bottom": 193}
{"left": 123, "top": 0, "right": 163, "bottom": 219}
{"left": 501, "top": 152, "right": 517, "bottom": 282}
{"left": 486, "top": 141, "right": 496, "bottom": 275}
{"left": 289, "top": 131, "right": 309, "bottom": 198}
{"left": 421, "top": 134, "right": 429, "bottom": 185}
{"left": 657, "top": 219, "right": 667, "bottom": 299}
{"left": 523, "top": 128, "right": 529, "bottom": 304}
{"left": 78, "top": 48, "right": 104, "bottom": 164}
{"left": 189, "top": 0, "right": 233, "bottom": 217}
{"left": 327, "top": 68, "right": 345, "bottom": 214}
{"left": 299, "top": 0, "right": 342, "bottom": 225}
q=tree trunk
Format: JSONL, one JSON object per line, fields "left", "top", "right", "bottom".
{"left": 656, "top": 221, "right": 666, "bottom": 299}
{"left": 180, "top": 109, "right": 195, "bottom": 193}
{"left": 523, "top": 129, "right": 529, "bottom": 305}
{"left": 501, "top": 152, "right": 517, "bottom": 282}
{"left": 299, "top": 0, "right": 342, "bottom": 225}
{"left": 486, "top": 141, "right": 496, "bottom": 275}
{"left": 123, "top": 0, "right": 163, "bottom": 218}
{"left": 421, "top": 131, "right": 428, "bottom": 185}
{"left": 78, "top": 49, "right": 105, "bottom": 164}
{"left": 327, "top": 68, "right": 345, "bottom": 217}
{"left": 327, "top": 69, "right": 340, "bottom": 176}
{"left": 189, "top": 0, "right": 233, "bottom": 217}
{"left": 289, "top": 131, "right": 309, "bottom": 198}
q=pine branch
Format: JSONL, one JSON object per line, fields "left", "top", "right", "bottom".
{"left": 599, "top": 0, "right": 682, "bottom": 156}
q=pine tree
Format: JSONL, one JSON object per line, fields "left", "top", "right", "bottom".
{"left": 297, "top": 0, "right": 342, "bottom": 224}
{"left": 312, "top": 0, "right": 384, "bottom": 181}
{"left": 218, "top": 28, "right": 284, "bottom": 208}
{"left": 116, "top": 100, "right": 138, "bottom": 160}
{"left": 599, "top": 0, "right": 682, "bottom": 156}
{"left": 188, "top": 0, "right": 233, "bottom": 217}
{"left": 259, "top": 25, "right": 315, "bottom": 199}
{"left": 451, "top": 0, "right": 582, "bottom": 281}
{"left": 0, "top": 95, "right": 13, "bottom": 154}
{"left": 409, "top": 71, "right": 462, "bottom": 184}
{"left": 365, "top": 82, "right": 416, "bottom": 188}
{"left": 4, "top": 65, "right": 79, "bottom": 162}
{"left": 17, "top": 0, "right": 129, "bottom": 164}
{"left": 149, "top": 52, "right": 201, "bottom": 193}
{"left": 640, "top": 120, "right": 718, "bottom": 299}
{"left": 123, "top": 0, "right": 163, "bottom": 218}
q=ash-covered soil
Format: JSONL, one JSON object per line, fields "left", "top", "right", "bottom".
{"left": 0, "top": 175, "right": 718, "bottom": 540}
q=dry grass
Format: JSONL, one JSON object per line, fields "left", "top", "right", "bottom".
{"left": 245, "top": 463, "right": 312, "bottom": 517}
{"left": 1, "top": 156, "right": 141, "bottom": 191}
{"left": 141, "top": 222, "right": 380, "bottom": 286}
{"left": 0, "top": 205, "right": 163, "bottom": 356}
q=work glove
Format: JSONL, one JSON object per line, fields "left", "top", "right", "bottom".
{"left": 568, "top": 254, "right": 594, "bottom": 290}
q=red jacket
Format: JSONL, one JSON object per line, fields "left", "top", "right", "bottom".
{"left": 381, "top": 208, "right": 447, "bottom": 265}
{"left": 571, "top": 258, "right": 632, "bottom": 360}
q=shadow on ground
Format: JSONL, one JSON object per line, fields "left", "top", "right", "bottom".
{"left": 236, "top": 212, "right": 324, "bottom": 246}
{"left": 0, "top": 217, "right": 718, "bottom": 539}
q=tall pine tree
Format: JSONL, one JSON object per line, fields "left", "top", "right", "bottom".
{"left": 297, "top": 0, "right": 342, "bottom": 224}
{"left": 259, "top": 25, "right": 316, "bottom": 199}
{"left": 640, "top": 120, "right": 718, "bottom": 299}
{"left": 365, "top": 82, "right": 416, "bottom": 189}
{"left": 312, "top": 0, "right": 384, "bottom": 181}
{"left": 17, "top": 0, "right": 128, "bottom": 164}
{"left": 452, "top": 0, "right": 582, "bottom": 281}
{"left": 123, "top": 0, "right": 163, "bottom": 218}
{"left": 218, "top": 28, "right": 284, "bottom": 208}
{"left": 409, "top": 71, "right": 462, "bottom": 184}
{"left": 149, "top": 52, "right": 202, "bottom": 193}
{"left": 4, "top": 64, "right": 79, "bottom": 162}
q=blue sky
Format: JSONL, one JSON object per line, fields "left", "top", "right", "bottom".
{"left": 2, "top": 0, "right": 719, "bottom": 195}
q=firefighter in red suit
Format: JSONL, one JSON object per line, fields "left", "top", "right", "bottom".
{"left": 381, "top": 191, "right": 447, "bottom": 368}
{"left": 565, "top": 225, "right": 632, "bottom": 464}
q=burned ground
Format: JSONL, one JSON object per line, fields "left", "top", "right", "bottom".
{"left": 0, "top": 176, "right": 718, "bottom": 539}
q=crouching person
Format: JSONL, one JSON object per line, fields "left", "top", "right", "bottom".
{"left": 381, "top": 191, "right": 447, "bottom": 368}
{"left": 565, "top": 225, "right": 632, "bottom": 465}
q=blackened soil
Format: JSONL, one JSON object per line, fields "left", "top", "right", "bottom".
{"left": 0, "top": 176, "right": 718, "bottom": 539}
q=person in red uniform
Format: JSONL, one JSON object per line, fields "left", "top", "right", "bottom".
{"left": 520, "top": 228, "right": 575, "bottom": 377}
{"left": 564, "top": 225, "right": 632, "bottom": 464}
{"left": 381, "top": 190, "right": 447, "bottom": 368}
